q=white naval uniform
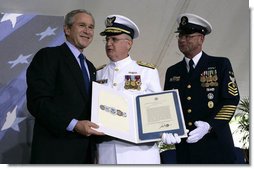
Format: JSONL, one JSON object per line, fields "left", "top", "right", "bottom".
{"left": 96, "top": 56, "right": 162, "bottom": 164}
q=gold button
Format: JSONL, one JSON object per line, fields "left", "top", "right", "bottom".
{"left": 187, "top": 96, "right": 191, "bottom": 100}
{"left": 188, "top": 122, "right": 192, "bottom": 126}
{"left": 187, "top": 109, "right": 192, "bottom": 113}
{"left": 113, "top": 83, "right": 117, "bottom": 86}
{"left": 187, "top": 84, "right": 191, "bottom": 88}
{"left": 115, "top": 67, "right": 119, "bottom": 71}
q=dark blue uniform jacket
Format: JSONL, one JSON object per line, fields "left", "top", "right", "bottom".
{"left": 164, "top": 52, "right": 240, "bottom": 164}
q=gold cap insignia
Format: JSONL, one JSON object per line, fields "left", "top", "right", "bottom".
{"left": 105, "top": 16, "right": 116, "bottom": 27}
{"left": 180, "top": 16, "right": 188, "bottom": 26}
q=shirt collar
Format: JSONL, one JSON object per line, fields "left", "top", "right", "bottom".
{"left": 65, "top": 41, "right": 84, "bottom": 59}
{"left": 110, "top": 55, "right": 132, "bottom": 68}
{"left": 185, "top": 51, "right": 202, "bottom": 68}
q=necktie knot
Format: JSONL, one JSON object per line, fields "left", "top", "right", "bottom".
{"left": 78, "top": 53, "right": 85, "bottom": 60}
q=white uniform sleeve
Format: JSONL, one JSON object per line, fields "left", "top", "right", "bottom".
{"left": 146, "top": 68, "right": 162, "bottom": 93}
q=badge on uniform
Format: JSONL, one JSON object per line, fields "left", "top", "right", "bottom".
{"left": 169, "top": 76, "right": 181, "bottom": 82}
{"left": 228, "top": 71, "right": 239, "bottom": 96}
{"left": 124, "top": 75, "right": 141, "bottom": 90}
{"left": 208, "top": 101, "right": 214, "bottom": 108}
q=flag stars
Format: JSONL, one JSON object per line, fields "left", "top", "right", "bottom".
{"left": 36, "top": 26, "right": 58, "bottom": 40}
{"left": 8, "top": 54, "right": 32, "bottom": 68}
{"left": 0, "top": 13, "right": 23, "bottom": 28}
{"left": 1, "top": 105, "right": 26, "bottom": 132}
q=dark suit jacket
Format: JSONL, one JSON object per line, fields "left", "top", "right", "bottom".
{"left": 26, "top": 43, "right": 96, "bottom": 164}
{"left": 164, "top": 52, "right": 240, "bottom": 164}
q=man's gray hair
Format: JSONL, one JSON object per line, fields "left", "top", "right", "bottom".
{"left": 64, "top": 9, "right": 94, "bottom": 27}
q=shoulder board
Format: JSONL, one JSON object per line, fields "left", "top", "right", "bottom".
{"left": 136, "top": 61, "right": 156, "bottom": 69}
{"left": 96, "top": 64, "right": 106, "bottom": 71}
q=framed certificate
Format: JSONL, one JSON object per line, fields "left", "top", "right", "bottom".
{"left": 91, "top": 82, "right": 187, "bottom": 144}
{"left": 136, "top": 91, "right": 186, "bottom": 141}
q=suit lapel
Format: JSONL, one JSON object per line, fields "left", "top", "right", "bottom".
{"left": 86, "top": 60, "right": 96, "bottom": 82}
{"left": 60, "top": 43, "right": 88, "bottom": 99}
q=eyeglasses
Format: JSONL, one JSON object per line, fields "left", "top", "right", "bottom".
{"left": 176, "top": 34, "right": 202, "bottom": 40}
{"left": 103, "top": 37, "right": 130, "bottom": 44}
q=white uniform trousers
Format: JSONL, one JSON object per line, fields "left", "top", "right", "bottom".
{"left": 97, "top": 140, "right": 160, "bottom": 164}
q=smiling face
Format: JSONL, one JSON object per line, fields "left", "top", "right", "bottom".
{"left": 64, "top": 12, "right": 94, "bottom": 52}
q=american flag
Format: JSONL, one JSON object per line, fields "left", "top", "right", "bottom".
{"left": 0, "top": 12, "right": 64, "bottom": 163}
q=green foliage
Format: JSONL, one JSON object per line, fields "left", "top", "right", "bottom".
{"left": 157, "top": 141, "right": 175, "bottom": 152}
{"left": 233, "top": 97, "right": 249, "bottom": 149}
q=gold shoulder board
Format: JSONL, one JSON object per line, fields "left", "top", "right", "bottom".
{"left": 137, "top": 61, "right": 156, "bottom": 69}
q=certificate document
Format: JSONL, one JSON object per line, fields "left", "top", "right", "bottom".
{"left": 91, "top": 82, "right": 187, "bottom": 144}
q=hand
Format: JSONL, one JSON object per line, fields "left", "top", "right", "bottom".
{"left": 161, "top": 133, "right": 181, "bottom": 145}
{"left": 186, "top": 121, "right": 210, "bottom": 143}
{"left": 74, "top": 120, "right": 104, "bottom": 136}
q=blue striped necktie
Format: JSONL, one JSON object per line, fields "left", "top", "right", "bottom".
{"left": 78, "top": 53, "right": 90, "bottom": 94}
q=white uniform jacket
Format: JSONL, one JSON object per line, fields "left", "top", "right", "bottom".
{"left": 96, "top": 56, "right": 162, "bottom": 164}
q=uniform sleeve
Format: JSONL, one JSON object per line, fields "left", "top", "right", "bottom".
{"left": 208, "top": 58, "right": 240, "bottom": 131}
{"left": 147, "top": 68, "right": 162, "bottom": 92}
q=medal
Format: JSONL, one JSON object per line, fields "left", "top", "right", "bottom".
{"left": 208, "top": 101, "right": 214, "bottom": 108}
{"left": 125, "top": 75, "right": 141, "bottom": 90}
{"left": 100, "top": 105, "right": 127, "bottom": 117}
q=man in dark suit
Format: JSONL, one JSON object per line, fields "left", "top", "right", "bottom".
{"left": 26, "top": 9, "right": 103, "bottom": 164}
{"left": 162, "top": 13, "right": 240, "bottom": 163}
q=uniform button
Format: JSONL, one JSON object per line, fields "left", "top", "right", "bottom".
{"left": 187, "top": 96, "right": 191, "bottom": 100}
{"left": 187, "top": 109, "right": 192, "bottom": 113}
{"left": 188, "top": 122, "right": 192, "bottom": 126}
{"left": 113, "top": 83, "right": 117, "bottom": 86}
{"left": 115, "top": 67, "right": 119, "bottom": 71}
{"left": 187, "top": 84, "right": 191, "bottom": 88}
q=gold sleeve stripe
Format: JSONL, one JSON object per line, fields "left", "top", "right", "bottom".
{"left": 222, "top": 105, "right": 237, "bottom": 108}
{"left": 214, "top": 105, "right": 237, "bottom": 120}
{"left": 217, "top": 110, "right": 234, "bottom": 114}
{"left": 219, "top": 109, "right": 235, "bottom": 112}
{"left": 214, "top": 117, "right": 231, "bottom": 120}
{"left": 228, "top": 85, "right": 238, "bottom": 91}
{"left": 228, "top": 82, "right": 239, "bottom": 96}
{"left": 218, "top": 111, "right": 234, "bottom": 114}
{"left": 216, "top": 114, "right": 232, "bottom": 118}
{"left": 221, "top": 108, "right": 237, "bottom": 111}
{"left": 228, "top": 92, "right": 238, "bottom": 95}
{"left": 217, "top": 113, "right": 233, "bottom": 116}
